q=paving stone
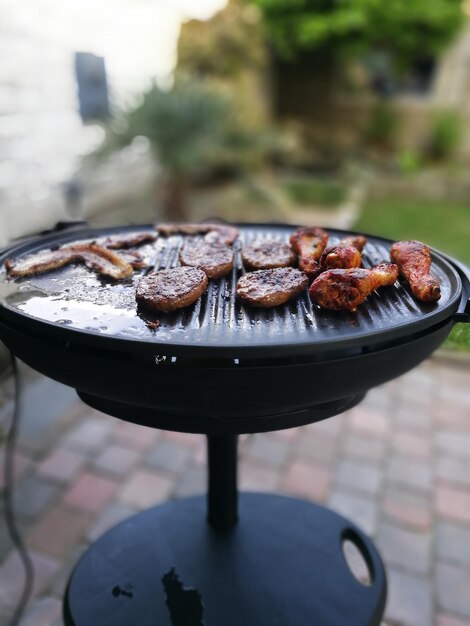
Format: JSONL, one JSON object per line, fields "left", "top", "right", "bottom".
{"left": 246, "top": 434, "right": 290, "bottom": 468}
{"left": 436, "top": 431, "right": 470, "bottom": 459}
{"left": 336, "top": 460, "right": 382, "bottom": 495}
{"left": 173, "top": 466, "right": 206, "bottom": 499}
{"left": 20, "top": 596, "right": 62, "bottom": 626}
{"left": 239, "top": 461, "right": 279, "bottom": 492}
{"left": 63, "top": 471, "right": 118, "bottom": 514}
{"left": 92, "top": 445, "right": 139, "bottom": 477}
{"left": 13, "top": 474, "right": 60, "bottom": 519}
{"left": 27, "top": 504, "right": 91, "bottom": 559}
{"left": 435, "top": 485, "right": 470, "bottom": 523}
{"left": 279, "top": 461, "right": 332, "bottom": 503}
{"left": 342, "top": 434, "right": 386, "bottom": 463}
{"left": 160, "top": 430, "right": 202, "bottom": 448}
{"left": 112, "top": 421, "right": 159, "bottom": 451}
{"left": 393, "top": 405, "right": 432, "bottom": 432}
{"left": 349, "top": 406, "right": 390, "bottom": 438}
{"left": 391, "top": 431, "right": 432, "bottom": 459}
{"left": 382, "top": 488, "right": 432, "bottom": 531}
{"left": 37, "top": 448, "right": 86, "bottom": 484}
{"left": 0, "top": 549, "right": 60, "bottom": 610}
{"left": 385, "top": 568, "right": 432, "bottom": 626}
{"left": 0, "top": 449, "right": 32, "bottom": 490}
{"left": 86, "top": 503, "right": 136, "bottom": 542}
{"left": 49, "top": 543, "right": 88, "bottom": 598}
{"left": 436, "top": 562, "right": 470, "bottom": 618}
{"left": 17, "top": 377, "right": 78, "bottom": 449}
{"left": 63, "top": 417, "right": 113, "bottom": 454}
{"left": 145, "top": 441, "right": 191, "bottom": 474}
{"left": 328, "top": 489, "right": 377, "bottom": 535}
{"left": 376, "top": 523, "right": 432, "bottom": 575}
{"left": 436, "top": 455, "right": 470, "bottom": 487}
{"left": 436, "top": 614, "right": 470, "bottom": 626}
{"left": 119, "top": 469, "right": 173, "bottom": 509}
{"left": 436, "top": 522, "right": 470, "bottom": 567}
{"left": 296, "top": 433, "right": 337, "bottom": 465}
{"left": 387, "top": 456, "right": 433, "bottom": 493}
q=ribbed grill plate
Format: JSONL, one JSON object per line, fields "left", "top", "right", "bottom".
{"left": 0, "top": 223, "right": 462, "bottom": 359}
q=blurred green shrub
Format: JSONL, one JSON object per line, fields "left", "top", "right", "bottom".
{"left": 283, "top": 178, "right": 346, "bottom": 206}
{"left": 396, "top": 149, "right": 422, "bottom": 175}
{"left": 365, "top": 103, "right": 399, "bottom": 150}
{"left": 94, "top": 78, "right": 271, "bottom": 220}
{"left": 249, "top": 0, "right": 464, "bottom": 70}
{"left": 426, "top": 110, "right": 461, "bottom": 161}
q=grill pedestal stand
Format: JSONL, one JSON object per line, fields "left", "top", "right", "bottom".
{"left": 64, "top": 432, "right": 386, "bottom": 626}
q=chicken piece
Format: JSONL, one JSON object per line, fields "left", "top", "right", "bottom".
{"left": 390, "top": 240, "right": 441, "bottom": 302}
{"left": 309, "top": 263, "right": 398, "bottom": 311}
{"left": 5, "top": 243, "right": 133, "bottom": 280}
{"left": 289, "top": 227, "right": 329, "bottom": 278}
{"left": 135, "top": 267, "right": 208, "bottom": 313}
{"left": 179, "top": 240, "right": 234, "bottom": 279}
{"left": 338, "top": 235, "right": 367, "bottom": 252}
{"left": 237, "top": 267, "right": 308, "bottom": 308}
{"left": 319, "top": 234, "right": 367, "bottom": 272}
{"left": 320, "top": 245, "right": 362, "bottom": 271}
{"left": 241, "top": 239, "right": 296, "bottom": 271}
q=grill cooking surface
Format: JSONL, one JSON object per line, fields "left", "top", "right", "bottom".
{"left": 0, "top": 223, "right": 461, "bottom": 359}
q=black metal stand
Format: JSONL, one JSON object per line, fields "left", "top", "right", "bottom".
{"left": 207, "top": 435, "right": 238, "bottom": 531}
{"left": 64, "top": 434, "right": 386, "bottom": 626}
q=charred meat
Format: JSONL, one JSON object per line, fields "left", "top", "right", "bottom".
{"left": 135, "top": 267, "right": 208, "bottom": 313}
{"left": 236, "top": 267, "right": 308, "bottom": 308}
{"left": 99, "top": 231, "right": 157, "bottom": 249}
{"left": 309, "top": 263, "right": 398, "bottom": 311}
{"left": 5, "top": 243, "right": 134, "bottom": 280}
{"left": 289, "top": 227, "right": 329, "bottom": 279}
{"left": 179, "top": 240, "right": 234, "bottom": 279}
{"left": 156, "top": 223, "right": 239, "bottom": 245}
{"left": 241, "top": 239, "right": 296, "bottom": 271}
{"left": 390, "top": 240, "right": 441, "bottom": 302}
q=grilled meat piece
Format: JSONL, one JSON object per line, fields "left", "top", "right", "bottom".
{"left": 320, "top": 245, "right": 362, "bottom": 272}
{"left": 338, "top": 235, "right": 367, "bottom": 252}
{"left": 118, "top": 250, "right": 147, "bottom": 270}
{"left": 309, "top": 263, "right": 398, "bottom": 311}
{"left": 242, "top": 240, "right": 296, "bottom": 271}
{"left": 179, "top": 240, "right": 234, "bottom": 279}
{"left": 99, "top": 231, "right": 157, "bottom": 249}
{"left": 5, "top": 243, "right": 134, "bottom": 280}
{"left": 237, "top": 267, "right": 308, "bottom": 308}
{"left": 135, "top": 267, "right": 208, "bottom": 313}
{"left": 390, "top": 240, "right": 441, "bottom": 302}
{"left": 156, "top": 223, "right": 239, "bottom": 245}
{"left": 289, "top": 227, "right": 329, "bottom": 278}
{"left": 320, "top": 235, "right": 366, "bottom": 271}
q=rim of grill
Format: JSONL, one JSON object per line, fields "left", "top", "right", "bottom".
{"left": 0, "top": 222, "right": 462, "bottom": 360}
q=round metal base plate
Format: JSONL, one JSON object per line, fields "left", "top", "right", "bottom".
{"left": 64, "top": 494, "right": 386, "bottom": 626}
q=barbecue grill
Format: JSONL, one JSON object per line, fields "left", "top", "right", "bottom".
{"left": 1, "top": 222, "right": 469, "bottom": 626}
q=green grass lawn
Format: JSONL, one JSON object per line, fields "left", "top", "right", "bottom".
{"left": 353, "top": 197, "right": 470, "bottom": 351}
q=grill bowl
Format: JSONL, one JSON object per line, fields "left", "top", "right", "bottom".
{"left": 0, "top": 223, "right": 466, "bottom": 433}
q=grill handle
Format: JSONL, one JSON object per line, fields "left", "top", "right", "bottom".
{"left": 449, "top": 257, "right": 470, "bottom": 323}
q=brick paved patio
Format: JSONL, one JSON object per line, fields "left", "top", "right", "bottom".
{"left": 0, "top": 355, "right": 469, "bottom": 626}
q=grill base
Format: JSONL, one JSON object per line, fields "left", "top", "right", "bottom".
{"left": 64, "top": 494, "right": 386, "bottom": 626}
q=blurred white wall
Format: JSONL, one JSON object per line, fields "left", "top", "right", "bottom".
{"left": 0, "top": 0, "right": 226, "bottom": 245}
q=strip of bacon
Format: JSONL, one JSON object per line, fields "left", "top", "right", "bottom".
{"left": 156, "top": 223, "right": 239, "bottom": 245}
{"left": 98, "top": 231, "right": 157, "bottom": 249}
{"left": 6, "top": 243, "right": 133, "bottom": 280}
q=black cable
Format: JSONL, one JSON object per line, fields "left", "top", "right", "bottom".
{"left": 3, "top": 354, "right": 34, "bottom": 626}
